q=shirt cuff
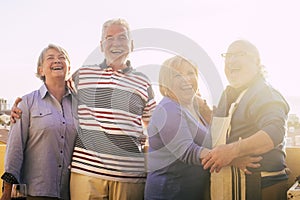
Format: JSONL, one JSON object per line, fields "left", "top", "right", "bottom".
{"left": 1, "top": 172, "right": 19, "bottom": 184}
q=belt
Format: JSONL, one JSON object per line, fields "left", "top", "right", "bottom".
{"left": 260, "top": 169, "right": 287, "bottom": 177}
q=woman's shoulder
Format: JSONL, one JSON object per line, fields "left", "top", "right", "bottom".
{"left": 151, "top": 97, "right": 183, "bottom": 121}
{"left": 157, "top": 97, "right": 181, "bottom": 111}
{"left": 19, "top": 88, "right": 41, "bottom": 108}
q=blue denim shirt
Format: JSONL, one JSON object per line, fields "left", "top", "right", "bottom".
{"left": 4, "top": 84, "right": 77, "bottom": 199}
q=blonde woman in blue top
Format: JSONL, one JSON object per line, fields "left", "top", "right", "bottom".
{"left": 145, "top": 56, "right": 211, "bottom": 200}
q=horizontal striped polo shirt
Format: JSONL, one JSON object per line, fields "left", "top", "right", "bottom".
{"left": 71, "top": 60, "right": 156, "bottom": 183}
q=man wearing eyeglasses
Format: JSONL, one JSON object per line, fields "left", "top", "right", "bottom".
{"left": 202, "top": 40, "right": 289, "bottom": 200}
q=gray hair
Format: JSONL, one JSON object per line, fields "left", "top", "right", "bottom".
{"left": 36, "top": 44, "right": 70, "bottom": 81}
{"left": 101, "top": 18, "right": 131, "bottom": 40}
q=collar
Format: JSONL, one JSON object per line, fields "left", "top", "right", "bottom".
{"left": 99, "top": 59, "right": 133, "bottom": 74}
{"left": 227, "top": 74, "right": 264, "bottom": 95}
{"left": 225, "top": 75, "right": 264, "bottom": 105}
{"left": 39, "top": 83, "right": 72, "bottom": 99}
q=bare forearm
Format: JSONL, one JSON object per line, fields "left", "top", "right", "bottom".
{"left": 202, "top": 130, "right": 274, "bottom": 172}
{"left": 1, "top": 181, "right": 12, "bottom": 200}
{"left": 237, "top": 130, "right": 274, "bottom": 157}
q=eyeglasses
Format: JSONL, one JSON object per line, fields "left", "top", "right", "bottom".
{"left": 221, "top": 52, "right": 249, "bottom": 59}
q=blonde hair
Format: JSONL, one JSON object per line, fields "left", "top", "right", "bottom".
{"left": 36, "top": 44, "right": 70, "bottom": 81}
{"left": 159, "top": 55, "right": 198, "bottom": 98}
{"left": 101, "top": 18, "right": 131, "bottom": 40}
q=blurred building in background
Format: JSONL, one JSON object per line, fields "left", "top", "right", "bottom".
{"left": 286, "top": 113, "right": 300, "bottom": 147}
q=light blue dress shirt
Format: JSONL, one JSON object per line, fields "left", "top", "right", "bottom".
{"left": 4, "top": 84, "right": 77, "bottom": 200}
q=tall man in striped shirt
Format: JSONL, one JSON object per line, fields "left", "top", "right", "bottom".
{"left": 69, "top": 18, "right": 156, "bottom": 200}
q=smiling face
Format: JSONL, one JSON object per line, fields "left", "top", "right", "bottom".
{"left": 170, "top": 62, "right": 198, "bottom": 104}
{"left": 38, "top": 48, "right": 70, "bottom": 83}
{"left": 159, "top": 57, "right": 198, "bottom": 105}
{"left": 224, "top": 40, "right": 261, "bottom": 88}
{"left": 100, "top": 24, "right": 133, "bottom": 69}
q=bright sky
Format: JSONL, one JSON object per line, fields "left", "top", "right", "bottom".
{"left": 1, "top": 0, "right": 300, "bottom": 114}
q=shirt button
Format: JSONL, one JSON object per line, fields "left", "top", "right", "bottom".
{"left": 59, "top": 165, "right": 62, "bottom": 168}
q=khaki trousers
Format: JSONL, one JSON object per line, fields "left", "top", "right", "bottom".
{"left": 70, "top": 172, "right": 145, "bottom": 200}
{"left": 27, "top": 197, "right": 61, "bottom": 200}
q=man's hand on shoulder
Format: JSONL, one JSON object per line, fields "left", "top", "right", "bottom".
{"left": 10, "top": 97, "right": 23, "bottom": 124}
